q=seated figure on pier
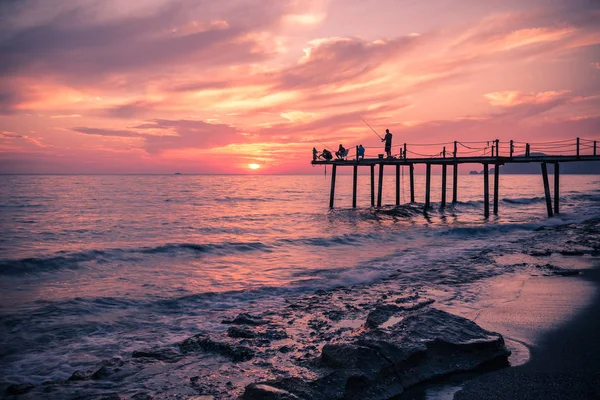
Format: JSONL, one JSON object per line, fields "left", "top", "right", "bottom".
{"left": 357, "top": 144, "right": 365, "bottom": 160}
{"left": 321, "top": 149, "right": 333, "bottom": 161}
{"left": 336, "top": 144, "right": 347, "bottom": 159}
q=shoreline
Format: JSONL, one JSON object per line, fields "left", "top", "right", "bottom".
{"left": 453, "top": 259, "right": 600, "bottom": 400}
{"left": 3, "top": 219, "right": 600, "bottom": 399}
{"left": 395, "top": 253, "right": 599, "bottom": 400}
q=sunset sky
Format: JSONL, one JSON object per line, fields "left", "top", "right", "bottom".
{"left": 1, "top": 0, "right": 599, "bottom": 174}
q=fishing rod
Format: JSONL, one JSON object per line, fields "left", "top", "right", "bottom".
{"left": 360, "top": 117, "right": 383, "bottom": 140}
{"left": 317, "top": 140, "right": 335, "bottom": 151}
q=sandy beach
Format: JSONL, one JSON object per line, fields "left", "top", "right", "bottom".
{"left": 453, "top": 258, "right": 600, "bottom": 400}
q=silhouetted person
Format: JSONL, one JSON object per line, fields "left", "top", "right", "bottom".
{"left": 336, "top": 144, "right": 346, "bottom": 159}
{"left": 357, "top": 144, "right": 365, "bottom": 160}
{"left": 321, "top": 149, "right": 332, "bottom": 160}
{"left": 382, "top": 129, "right": 393, "bottom": 158}
{"left": 312, "top": 147, "right": 318, "bottom": 161}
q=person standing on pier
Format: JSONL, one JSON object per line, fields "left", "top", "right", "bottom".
{"left": 382, "top": 129, "right": 393, "bottom": 158}
{"left": 312, "top": 147, "right": 318, "bottom": 161}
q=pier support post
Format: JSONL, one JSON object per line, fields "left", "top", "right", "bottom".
{"left": 329, "top": 164, "right": 337, "bottom": 209}
{"left": 352, "top": 164, "right": 358, "bottom": 208}
{"left": 396, "top": 164, "right": 400, "bottom": 206}
{"left": 377, "top": 164, "right": 384, "bottom": 207}
{"left": 370, "top": 165, "right": 375, "bottom": 207}
{"left": 425, "top": 163, "right": 431, "bottom": 209}
{"left": 541, "top": 162, "right": 553, "bottom": 217}
{"left": 554, "top": 162, "right": 560, "bottom": 214}
{"left": 483, "top": 163, "right": 489, "bottom": 218}
{"left": 441, "top": 164, "right": 447, "bottom": 207}
{"left": 409, "top": 164, "right": 415, "bottom": 203}
{"left": 452, "top": 163, "right": 458, "bottom": 203}
{"left": 493, "top": 165, "right": 499, "bottom": 215}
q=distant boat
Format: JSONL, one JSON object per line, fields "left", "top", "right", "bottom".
{"left": 174, "top": 172, "right": 182, "bottom": 175}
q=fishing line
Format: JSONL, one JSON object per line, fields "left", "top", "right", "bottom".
{"left": 360, "top": 117, "right": 383, "bottom": 140}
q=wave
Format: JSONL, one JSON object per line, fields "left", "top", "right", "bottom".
{"left": 141, "top": 241, "right": 272, "bottom": 254}
{"left": 502, "top": 196, "right": 545, "bottom": 205}
{"left": 0, "top": 241, "right": 273, "bottom": 277}
{"left": 0, "top": 250, "right": 110, "bottom": 276}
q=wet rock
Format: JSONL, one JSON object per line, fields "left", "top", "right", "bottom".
{"left": 263, "top": 329, "right": 288, "bottom": 340}
{"left": 535, "top": 264, "right": 580, "bottom": 276}
{"left": 529, "top": 249, "right": 552, "bottom": 256}
{"left": 131, "top": 393, "right": 153, "bottom": 400}
{"left": 559, "top": 249, "right": 585, "bottom": 256}
{"left": 178, "top": 334, "right": 254, "bottom": 362}
{"left": 132, "top": 347, "right": 183, "bottom": 363}
{"left": 242, "top": 383, "right": 300, "bottom": 399}
{"left": 227, "top": 326, "right": 257, "bottom": 338}
{"left": 68, "top": 358, "right": 125, "bottom": 381}
{"left": 245, "top": 308, "right": 510, "bottom": 400}
{"left": 90, "top": 358, "right": 125, "bottom": 380}
{"left": 278, "top": 345, "right": 293, "bottom": 353}
{"left": 364, "top": 304, "right": 401, "bottom": 328}
{"left": 91, "top": 394, "right": 125, "bottom": 400}
{"left": 222, "top": 313, "right": 269, "bottom": 326}
{"left": 397, "top": 298, "right": 435, "bottom": 311}
{"left": 68, "top": 369, "right": 94, "bottom": 381}
{"left": 5, "top": 383, "right": 35, "bottom": 395}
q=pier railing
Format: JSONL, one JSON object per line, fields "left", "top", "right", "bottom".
{"left": 327, "top": 137, "right": 598, "bottom": 161}
{"left": 311, "top": 137, "right": 600, "bottom": 217}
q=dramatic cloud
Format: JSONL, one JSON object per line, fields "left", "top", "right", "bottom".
{"left": 0, "top": 0, "right": 599, "bottom": 173}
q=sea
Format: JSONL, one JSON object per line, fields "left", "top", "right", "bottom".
{"left": 1, "top": 173, "right": 599, "bottom": 397}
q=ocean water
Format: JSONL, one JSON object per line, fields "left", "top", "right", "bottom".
{"left": 1, "top": 173, "right": 599, "bottom": 394}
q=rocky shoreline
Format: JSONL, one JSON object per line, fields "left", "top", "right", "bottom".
{"left": 6, "top": 287, "right": 511, "bottom": 400}
{"left": 4, "top": 218, "right": 599, "bottom": 400}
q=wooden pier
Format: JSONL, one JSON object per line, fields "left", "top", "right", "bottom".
{"left": 312, "top": 138, "right": 600, "bottom": 217}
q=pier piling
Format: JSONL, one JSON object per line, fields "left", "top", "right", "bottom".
{"left": 554, "top": 162, "right": 560, "bottom": 214}
{"left": 410, "top": 164, "right": 415, "bottom": 203}
{"left": 329, "top": 164, "right": 337, "bottom": 209}
{"left": 493, "top": 165, "right": 499, "bottom": 215}
{"left": 352, "top": 164, "right": 358, "bottom": 208}
{"left": 370, "top": 165, "right": 375, "bottom": 207}
{"left": 425, "top": 164, "right": 431, "bottom": 209}
{"left": 396, "top": 164, "right": 400, "bottom": 206}
{"left": 377, "top": 164, "right": 384, "bottom": 207}
{"left": 441, "top": 164, "right": 447, "bottom": 208}
{"left": 452, "top": 164, "right": 458, "bottom": 203}
{"left": 541, "top": 162, "right": 553, "bottom": 217}
{"left": 483, "top": 163, "right": 489, "bottom": 218}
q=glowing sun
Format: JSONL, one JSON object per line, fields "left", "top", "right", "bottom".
{"left": 248, "top": 163, "right": 261, "bottom": 170}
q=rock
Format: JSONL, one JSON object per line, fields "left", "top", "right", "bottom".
{"left": 222, "top": 313, "right": 269, "bottom": 326}
{"left": 364, "top": 304, "right": 401, "bottom": 329}
{"left": 5, "top": 383, "right": 35, "bottom": 395}
{"left": 242, "top": 383, "right": 299, "bottom": 399}
{"left": 559, "top": 249, "right": 585, "bottom": 256}
{"left": 90, "top": 358, "right": 125, "bottom": 380}
{"left": 263, "top": 329, "right": 288, "bottom": 340}
{"left": 245, "top": 308, "right": 510, "bottom": 400}
{"left": 178, "top": 334, "right": 254, "bottom": 362}
{"left": 131, "top": 393, "right": 153, "bottom": 400}
{"left": 227, "top": 326, "right": 257, "bottom": 339}
{"left": 68, "top": 369, "right": 94, "bottom": 381}
{"left": 278, "top": 345, "right": 293, "bottom": 353}
{"left": 535, "top": 264, "right": 580, "bottom": 276}
{"left": 132, "top": 347, "right": 183, "bottom": 363}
